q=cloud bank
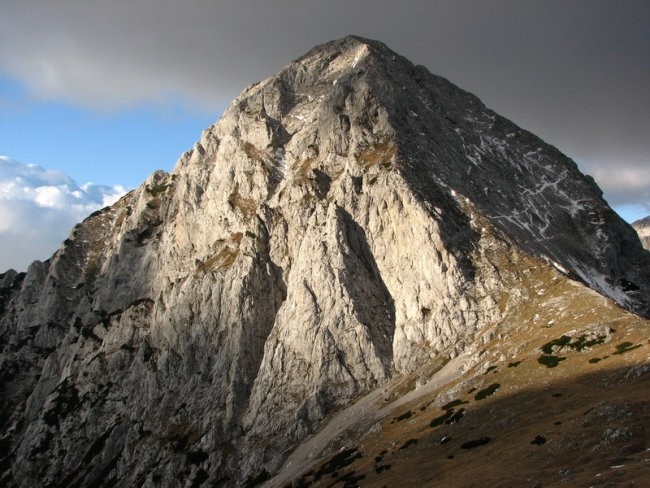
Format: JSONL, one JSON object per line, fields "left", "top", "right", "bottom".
{"left": 0, "top": 156, "right": 126, "bottom": 271}
{"left": 591, "top": 161, "right": 650, "bottom": 213}
{"left": 0, "top": 1, "right": 647, "bottom": 217}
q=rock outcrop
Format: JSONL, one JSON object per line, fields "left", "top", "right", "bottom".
{"left": 1, "top": 36, "right": 649, "bottom": 487}
{"left": 632, "top": 215, "right": 650, "bottom": 250}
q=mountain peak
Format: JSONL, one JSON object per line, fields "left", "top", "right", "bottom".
{"left": 299, "top": 34, "right": 388, "bottom": 57}
{"left": 205, "top": 35, "right": 649, "bottom": 317}
{"left": 294, "top": 35, "right": 398, "bottom": 68}
{"left": 1, "top": 38, "right": 649, "bottom": 487}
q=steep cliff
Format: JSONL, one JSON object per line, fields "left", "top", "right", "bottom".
{"left": 1, "top": 36, "right": 648, "bottom": 487}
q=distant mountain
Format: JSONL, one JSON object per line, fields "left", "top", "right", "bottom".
{"left": 632, "top": 215, "right": 650, "bottom": 250}
{"left": 1, "top": 36, "right": 649, "bottom": 487}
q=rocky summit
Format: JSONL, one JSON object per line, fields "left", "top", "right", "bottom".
{"left": 1, "top": 36, "right": 649, "bottom": 487}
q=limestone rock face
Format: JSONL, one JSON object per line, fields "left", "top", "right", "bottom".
{"left": 1, "top": 36, "right": 649, "bottom": 487}
{"left": 632, "top": 216, "right": 650, "bottom": 250}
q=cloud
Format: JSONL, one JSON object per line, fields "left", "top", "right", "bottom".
{"left": 588, "top": 160, "right": 650, "bottom": 213}
{"left": 0, "top": 1, "right": 647, "bottom": 216}
{"left": 0, "top": 156, "right": 126, "bottom": 271}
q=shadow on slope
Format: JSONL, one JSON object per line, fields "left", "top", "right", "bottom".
{"left": 283, "top": 360, "right": 649, "bottom": 488}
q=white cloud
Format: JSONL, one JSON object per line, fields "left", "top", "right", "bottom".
{"left": 0, "top": 2, "right": 647, "bottom": 230}
{"left": 0, "top": 156, "right": 127, "bottom": 271}
{"left": 587, "top": 160, "right": 650, "bottom": 213}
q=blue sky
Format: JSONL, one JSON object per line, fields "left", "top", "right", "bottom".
{"left": 0, "top": 1, "right": 648, "bottom": 271}
{"left": 1, "top": 74, "right": 221, "bottom": 188}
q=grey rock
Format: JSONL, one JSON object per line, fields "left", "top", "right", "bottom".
{"left": 632, "top": 215, "right": 650, "bottom": 250}
{"left": 1, "top": 36, "right": 649, "bottom": 487}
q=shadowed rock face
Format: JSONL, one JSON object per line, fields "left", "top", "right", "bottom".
{"left": 1, "top": 36, "right": 649, "bottom": 487}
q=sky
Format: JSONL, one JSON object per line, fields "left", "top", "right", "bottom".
{"left": 0, "top": 0, "right": 648, "bottom": 271}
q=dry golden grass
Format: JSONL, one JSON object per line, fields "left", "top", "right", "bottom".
{"left": 242, "top": 141, "right": 266, "bottom": 162}
{"left": 284, "top": 244, "right": 650, "bottom": 487}
{"left": 355, "top": 138, "right": 397, "bottom": 170}
{"left": 295, "top": 157, "right": 318, "bottom": 180}
{"left": 228, "top": 184, "right": 257, "bottom": 221}
{"left": 196, "top": 233, "right": 243, "bottom": 273}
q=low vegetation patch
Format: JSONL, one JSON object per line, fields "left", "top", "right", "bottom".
{"left": 372, "top": 450, "right": 391, "bottom": 475}
{"left": 374, "top": 463, "right": 391, "bottom": 474}
{"left": 398, "top": 438, "right": 418, "bottom": 450}
{"left": 331, "top": 471, "right": 366, "bottom": 485}
{"left": 430, "top": 398, "right": 469, "bottom": 428}
{"left": 541, "top": 333, "right": 607, "bottom": 354}
{"left": 242, "top": 141, "right": 265, "bottom": 162}
{"left": 197, "top": 248, "right": 238, "bottom": 272}
{"left": 460, "top": 437, "right": 491, "bottom": 449}
{"left": 570, "top": 334, "right": 607, "bottom": 351}
{"left": 355, "top": 137, "right": 396, "bottom": 170}
{"left": 474, "top": 383, "right": 500, "bottom": 401}
{"left": 446, "top": 409, "right": 465, "bottom": 424}
{"left": 531, "top": 435, "right": 546, "bottom": 445}
{"left": 145, "top": 182, "right": 171, "bottom": 197}
{"left": 541, "top": 336, "right": 571, "bottom": 354}
{"left": 196, "top": 233, "right": 243, "bottom": 272}
{"left": 228, "top": 184, "right": 257, "bottom": 221}
{"left": 430, "top": 409, "right": 455, "bottom": 428}
{"left": 393, "top": 410, "right": 413, "bottom": 422}
{"left": 612, "top": 342, "right": 642, "bottom": 355}
{"left": 441, "top": 399, "right": 468, "bottom": 410}
{"left": 538, "top": 355, "right": 566, "bottom": 368}
{"left": 310, "top": 447, "right": 362, "bottom": 481}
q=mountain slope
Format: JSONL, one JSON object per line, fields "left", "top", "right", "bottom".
{"left": 1, "top": 36, "right": 648, "bottom": 487}
{"left": 270, "top": 248, "right": 649, "bottom": 487}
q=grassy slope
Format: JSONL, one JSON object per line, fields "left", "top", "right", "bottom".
{"left": 279, "top": 248, "right": 649, "bottom": 488}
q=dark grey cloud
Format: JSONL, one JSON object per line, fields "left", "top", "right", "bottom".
{"left": 1, "top": 0, "right": 648, "bottom": 211}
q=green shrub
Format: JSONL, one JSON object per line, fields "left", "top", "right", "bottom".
{"left": 541, "top": 336, "right": 571, "bottom": 354}
{"left": 612, "top": 342, "right": 641, "bottom": 355}
{"left": 145, "top": 183, "right": 171, "bottom": 197}
{"left": 441, "top": 399, "right": 468, "bottom": 410}
{"left": 474, "top": 383, "right": 500, "bottom": 401}
{"left": 538, "top": 355, "right": 566, "bottom": 368}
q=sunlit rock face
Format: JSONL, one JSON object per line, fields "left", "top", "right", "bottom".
{"left": 1, "top": 36, "right": 648, "bottom": 487}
